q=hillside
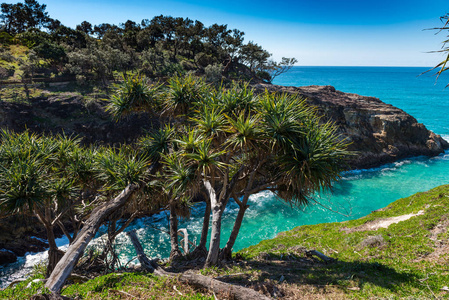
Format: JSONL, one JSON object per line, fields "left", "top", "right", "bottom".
{"left": 3, "top": 185, "right": 449, "bottom": 299}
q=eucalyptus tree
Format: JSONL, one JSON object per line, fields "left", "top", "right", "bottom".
{"left": 0, "top": 0, "right": 49, "bottom": 34}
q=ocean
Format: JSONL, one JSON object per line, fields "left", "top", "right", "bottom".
{"left": 2, "top": 66, "right": 449, "bottom": 286}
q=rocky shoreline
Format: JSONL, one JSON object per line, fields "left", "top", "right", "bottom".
{"left": 1, "top": 84, "right": 447, "bottom": 265}
{"left": 255, "top": 84, "right": 449, "bottom": 169}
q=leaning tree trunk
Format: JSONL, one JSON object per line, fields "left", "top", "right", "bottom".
{"left": 45, "top": 184, "right": 139, "bottom": 294}
{"left": 169, "top": 203, "right": 181, "bottom": 260}
{"left": 221, "top": 202, "right": 249, "bottom": 260}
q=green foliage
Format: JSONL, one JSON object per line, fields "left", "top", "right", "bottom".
{"left": 0, "top": 30, "right": 13, "bottom": 44}
{"left": 138, "top": 125, "right": 175, "bottom": 162}
{"left": 16, "top": 28, "right": 50, "bottom": 48}
{"left": 2, "top": 2, "right": 296, "bottom": 84}
{"left": 0, "top": 0, "right": 49, "bottom": 34}
{"left": 107, "top": 74, "right": 161, "bottom": 119}
{"left": 164, "top": 74, "right": 207, "bottom": 116}
{"left": 61, "top": 272, "right": 214, "bottom": 299}
{"left": 33, "top": 40, "right": 65, "bottom": 62}
{"left": 95, "top": 146, "right": 150, "bottom": 191}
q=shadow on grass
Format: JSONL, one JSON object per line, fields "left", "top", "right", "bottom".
{"left": 228, "top": 254, "right": 416, "bottom": 294}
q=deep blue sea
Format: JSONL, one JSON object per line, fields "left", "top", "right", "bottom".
{"left": 2, "top": 66, "right": 449, "bottom": 286}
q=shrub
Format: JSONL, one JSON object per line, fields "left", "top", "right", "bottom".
{"left": 204, "top": 63, "right": 223, "bottom": 84}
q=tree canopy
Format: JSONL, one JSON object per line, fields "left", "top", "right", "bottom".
{"left": 0, "top": 0, "right": 296, "bottom": 84}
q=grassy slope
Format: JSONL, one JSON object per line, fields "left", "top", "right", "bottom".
{"left": 237, "top": 184, "right": 449, "bottom": 299}
{"left": 2, "top": 185, "right": 449, "bottom": 299}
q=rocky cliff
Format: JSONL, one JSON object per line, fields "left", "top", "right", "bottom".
{"left": 0, "top": 85, "right": 448, "bottom": 264}
{"left": 254, "top": 84, "right": 449, "bottom": 169}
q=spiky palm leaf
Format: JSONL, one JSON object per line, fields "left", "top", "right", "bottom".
{"left": 191, "top": 105, "right": 226, "bottom": 141}
{"left": 163, "top": 74, "right": 207, "bottom": 116}
{"left": 217, "top": 81, "right": 256, "bottom": 115}
{"left": 107, "top": 74, "right": 161, "bottom": 119}
{"left": 162, "top": 152, "right": 200, "bottom": 199}
{"left": 174, "top": 128, "right": 203, "bottom": 154}
{"left": 138, "top": 125, "right": 175, "bottom": 162}
{"left": 184, "top": 139, "right": 226, "bottom": 176}
{"left": 95, "top": 147, "right": 150, "bottom": 192}
{"left": 226, "top": 112, "right": 262, "bottom": 151}
{"left": 0, "top": 155, "right": 48, "bottom": 213}
{"left": 275, "top": 119, "right": 350, "bottom": 206}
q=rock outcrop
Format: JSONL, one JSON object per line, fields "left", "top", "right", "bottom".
{"left": 254, "top": 84, "right": 449, "bottom": 169}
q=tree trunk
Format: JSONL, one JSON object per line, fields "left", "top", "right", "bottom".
{"left": 45, "top": 183, "right": 139, "bottom": 294}
{"left": 193, "top": 200, "right": 210, "bottom": 257}
{"left": 222, "top": 203, "right": 249, "bottom": 260}
{"left": 169, "top": 204, "right": 181, "bottom": 260}
{"left": 126, "top": 230, "right": 157, "bottom": 272}
{"left": 179, "top": 272, "right": 272, "bottom": 300}
{"left": 45, "top": 224, "right": 64, "bottom": 278}
{"left": 47, "top": 249, "right": 65, "bottom": 279}
{"left": 204, "top": 202, "right": 223, "bottom": 267}
{"left": 198, "top": 200, "right": 210, "bottom": 250}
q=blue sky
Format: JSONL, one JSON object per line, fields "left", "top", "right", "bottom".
{"left": 3, "top": 0, "right": 449, "bottom": 66}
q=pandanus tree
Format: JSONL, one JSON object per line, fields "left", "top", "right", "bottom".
{"left": 174, "top": 87, "right": 349, "bottom": 266}
{"left": 0, "top": 131, "right": 95, "bottom": 275}
{"left": 107, "top": 73, "right": 208, "bottom": 260}
{"left": 106, "top": 74, "right": 350, "bottom": 267}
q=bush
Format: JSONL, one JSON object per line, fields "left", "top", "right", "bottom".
{"left": 0, "top": 67, "right": 9, "bottom": 79}
{"left": 0, "top": 31, "right": 13, "bottom": 45}
{"left": 180, "top": 60, "right": 196, "bottom": 71}
{"left": 33, "top": 41, "right": 66, "bottom": 62}
{"left": 195, "top": 52, "right": 216, "bottom": 68}
{"left": 0, "top": 51, "right": 15, "bottom": 63}
{"left": 204, "top": 63, "right": 223, "bottom": 84}
{"left": 76, "top": 74, "right": 87, "bottom": 86}
{"left": 256, "top": 70, "right": 271, "bottom": 82}
{"left": 161, "top": 63, "right": 184, "bottom": 77}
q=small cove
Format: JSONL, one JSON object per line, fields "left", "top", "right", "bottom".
{"left": 2, "top": 66, "right": 449, "bottom": 287}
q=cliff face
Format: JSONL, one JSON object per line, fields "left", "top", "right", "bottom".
{"left": 254, "top": 84, "right": 449, "bottom": 169}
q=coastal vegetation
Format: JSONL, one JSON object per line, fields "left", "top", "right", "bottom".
{"left": 3, "top": 184, "right": 449, "bottom": 299}
{"left": 0, "top": 0, "right": 296, "bottom": 86}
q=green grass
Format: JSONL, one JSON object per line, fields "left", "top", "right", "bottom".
{"left": 236, "top": 184, "right": 449, "bottom": 298}
{"left": 61, "top": 273, "right": 213, "bottom": 300}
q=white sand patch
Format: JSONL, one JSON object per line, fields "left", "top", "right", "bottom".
{"left": 343, "top": 210, "right": 425, "bottom": 233}
{"left": 366, "top": 210, "right": 425, "bottom": 230}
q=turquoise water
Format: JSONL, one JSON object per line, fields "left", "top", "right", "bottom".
{"left": 2, "top": 67, "right": 449, "bottom": 286}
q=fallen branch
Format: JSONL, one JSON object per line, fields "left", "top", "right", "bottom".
{"left": 5, "top": 279, "right": 24, "bottom": 289}
{"left": 129, "top": 230, "right": 272, "bottom": 300}
{"left": 306, "top": 250, "right": 335, "bottom": 263}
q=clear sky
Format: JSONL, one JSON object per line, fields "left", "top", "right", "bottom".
{"left": 3, "top": 0, "right": 449, "bottom": 66}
